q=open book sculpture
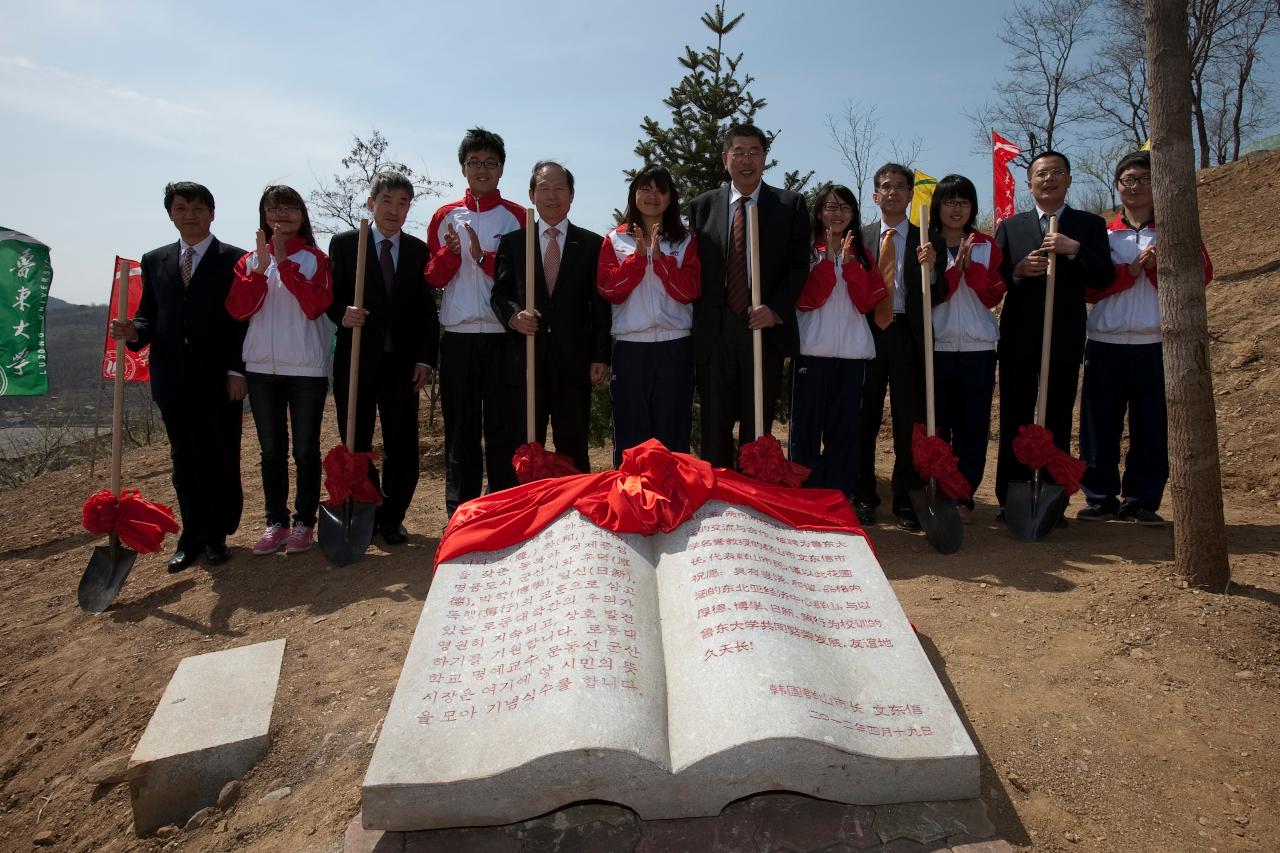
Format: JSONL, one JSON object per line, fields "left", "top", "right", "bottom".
{"left": 363, "top": 440, "right": 978, "bottom": 830}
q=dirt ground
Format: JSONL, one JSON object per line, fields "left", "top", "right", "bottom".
{"left": 1, "top": 152, "right": 1278, "bottom": 853}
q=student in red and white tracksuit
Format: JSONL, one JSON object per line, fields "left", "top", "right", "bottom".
{"left": 226, "top": 185, "right": 334, "bottom": 555}
{"left": 424, "top": 128, "right": 527, "bottom": 515}
{"left": 789, "top": 184, "right": 884, "bottom": 498}
{"left": 597, "top": 164, "right": 701, "bottom": 466}
{"left": 920, "top": 175, "right": 1006, "bottom": 520}
{"left": 1078, "top": 150, "right": 1213, "bottom": 525}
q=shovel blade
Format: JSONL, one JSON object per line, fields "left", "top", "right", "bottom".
{"left": 1005, "top": 479, "right": 1066, "bottom": 542}
{"left": 317, "top": 500, "right": 377, "bottom": 567}
{"left": 909, "top": 482, "right": 964, "bottom": 555}
{"left": 78, "top": 543, "right": 138, "bottom": 612}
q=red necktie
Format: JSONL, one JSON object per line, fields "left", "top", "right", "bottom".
{"left": 726, "top": 199, "right": 749, "bottom": 315}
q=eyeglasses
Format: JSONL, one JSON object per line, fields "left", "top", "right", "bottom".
{"left": 940, "top": 199, "right": 973, "bottom": 209}
{"left": 727, "top": 147, "right": 765, "bottom": 161}
{"left": 1118, "top": 174, "right": 1152, "bottom": 188}
{"left": 876, "top": 183, "right": 910, "bottom": 194}
{"left": 465, "top": 159, "right": 501, "bottom": 171}
{"left": 1032, "top": 167, "right": 1068, "bottom": 180}
{"left": 822, "top": 203, "right": 854, "bottom": 213}
{"left": 265, "top": 206, "right": 301, "bottom": 215}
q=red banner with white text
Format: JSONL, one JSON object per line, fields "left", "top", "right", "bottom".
{"left": 101, "top": 257, "right": 150, "bottom": 381}
{"left": 992, "top": 131, "right": 1021, "bottom": 230}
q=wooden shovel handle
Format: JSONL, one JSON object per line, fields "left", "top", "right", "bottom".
{"left": 111, "top": 259, "right": 129, "bottom": 496}
{"left": 525, "top": 207, "right": 536, "bottom": 444}
{"left": 345, "top": 219, "right": 369, "bottom": 453}
{"left": 747, "top": 202, "right": 764, "bottom": 438}
{"left": 919, "top": 206, "right": 936, "bottom": 437}
{"left": 1034, "top": 215, "right": 1058, "bottom": 427}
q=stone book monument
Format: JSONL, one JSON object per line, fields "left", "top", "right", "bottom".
{"left": 363, "top": 500, "right": 978, "bottom": 831}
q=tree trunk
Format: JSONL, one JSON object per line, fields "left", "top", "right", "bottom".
{"left": 1144, "top": 0, "right": 1230, "bottom": 590}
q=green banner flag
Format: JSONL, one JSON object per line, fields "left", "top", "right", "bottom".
{"left": 0, "top": 228, "right": 53, "bottom": 396}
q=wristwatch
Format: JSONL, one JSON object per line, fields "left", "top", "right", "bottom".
{"left": 476, "top": 251, "right": 489, "bottom": 266}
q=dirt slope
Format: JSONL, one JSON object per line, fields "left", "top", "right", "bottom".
{"left": 0, "top": 152, "right": 1278, "bottom": 853}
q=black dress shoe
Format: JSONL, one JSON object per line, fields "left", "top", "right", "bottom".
{"left": 381, "top": 524, "right": 409, "bottom": 545}
{"left": 167, "top": 550, "right": 198, "bottom": 574}
{"left": 204, "top": 543, "right": 232, "bottom": 565}
{"left": 895, "top": 507, "right": 922, "bottom": 532}
{"left": 853, "top": 501, "right": 877, "bottom": 526}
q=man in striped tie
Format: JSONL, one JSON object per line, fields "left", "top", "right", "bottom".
{"left": 492, "top": 161, "right": 611, "bottom": 473}
{"left": 110, "top": 182, "right": 248, "bottom": 573}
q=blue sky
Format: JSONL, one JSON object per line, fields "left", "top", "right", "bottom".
{"left": 3, "top": 0, "right": 1277, "bottom": 305}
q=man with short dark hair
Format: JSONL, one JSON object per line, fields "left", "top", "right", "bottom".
{"left": 327, "top": 171, "right": 439, "bottom": 544}
{"left": 855, "top": 163, "right": 945, "bottom": 531}
{"left": 492, "top": 161, "right": 610, "bottom": 473}
{"left": 426, "top": 128, "right": 527, "bottom": 515}
{"left": 1077, "top": 150, "right": 1212, "bottom": 526}
{"left": 687, "top": 123, "right": 810, "bottom": 469}
{"left": 110, "top": 181, "right": 247, "bottom": 572}
{"left": 994, "top": 150, "right": 1112, "bottom": 517}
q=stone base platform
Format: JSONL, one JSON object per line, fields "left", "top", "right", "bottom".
{"left": 344, "top": 792, "right": 1011, "bottom": 853}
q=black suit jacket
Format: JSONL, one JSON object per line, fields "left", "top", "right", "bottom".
{"left": 326, "top": 228, "right": 439, "bottom": 382}
{"left": 130, "top": 237, "right": 247, "bottom": 405}
{"left": 491, "top": 221, "right": 611, "bottom": 379}
{"left": 862, "top": 220, "right": 947, "bottom": 354}
{"left": 994, "top": 206, "right": 1111, "bottom": 364}
{"left": 687, "top": 183, "right": 810, "bottom": 361}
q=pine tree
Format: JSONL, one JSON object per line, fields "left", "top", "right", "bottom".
{"left": 629, "top": 2, "right": 810, "bottom": 204}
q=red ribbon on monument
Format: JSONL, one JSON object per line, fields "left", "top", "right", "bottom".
{"left": 992, "top": 131, "right": 1021, "bottom": 230}
{"left": 100, "top": 257, "right": 150, "bottom": 382}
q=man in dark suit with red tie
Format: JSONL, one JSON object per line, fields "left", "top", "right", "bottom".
{"left": 994, "top": 150, "right": 1112, "bottom": 517}
{"left": 328, "top": 171, "right": 439, "bottom": 544}
{"left": 491, "top": 161, "right": 611, "bottom": 473}
{"left": 111, "top": 181, "right": 247, "bottom": 573}
{"left": 687, "top": 124, "right": 810, "bottom": 469}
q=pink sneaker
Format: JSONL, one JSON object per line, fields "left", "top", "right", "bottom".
{"left": 285, "top": 523, "right": 314, "bottom": 554}
{"left": 253, "top": 524, "right": 289, "bottom": 555}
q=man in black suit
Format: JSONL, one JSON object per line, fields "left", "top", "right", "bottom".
{"left": 994, "top": 150, "right": 1112, "bottom": 512}
{"left": 327, "top": 171, "right": 439, "bottom": 544}
{"left": 687, "top": 123, "right": 810, "bottom": 469}
{"left": 855, "top": 164, "right": 946, "bottom": 531}
{"left": 491, "top": 161, "right": 610, "bottom": 473}
{"left": 111, "top": 181, "right": 247, "bottom": 572}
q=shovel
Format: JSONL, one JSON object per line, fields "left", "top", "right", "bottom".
{"left": 78, "top": 260, "right": 139, "bottom": 611}
{"left": 908, "top": 206, "right": 963, "bottom": 554}
{"left": 1006, "top": 215, "right": 1067, "bottom": 542}
{"left": 319, "top": 219, "right": 378, "bottom": 565}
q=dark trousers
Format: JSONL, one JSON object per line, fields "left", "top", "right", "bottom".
{"left": 1080, "top": 340, "right": 1168, "bottom": 512}
{"left": 529, "top": 339, "right": 592, "bottom": 475}
{"left": 995, "top": 351, "right": 1080, "bottom": 506}
{"left": 933, "top": 350, "right": 997, "bottom": 506}
{"left": 157, "top": 385, "right": 243, "bottom": 553}
{"left": 245, "top": 372, "right": 328, "bottom": 528}
{"left": 440, "top": 331, "right": 520, "bottom": 515}
{"left": 789, "top": 355, "right": 866, "bottom": 497}
{"left": 856, "top": 317, "right": 924, "bottom": 510}
{"left": 332, "top": 358, "right": 419, "bottom": 533}
{"left": 695, "top": 312, "right": 784, "bottom": 469}
{"left": 611, "top": 337, "right": 694, "bottom": 467}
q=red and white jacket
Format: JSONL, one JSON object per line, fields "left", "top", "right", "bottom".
{"left": 795, "top": 244, "right": 882, "bottom": 360}
{"left": 425, "top": 189, "right": 526, "bottom": 333}
{"left": 596, "top": 224, "right": 700, "bottom": 342}
{"left": 932, "top": 230, "right": 1006, "bottom": 353}
{"left": 227, "top": 238, "right": 334, "bottom": 378}
{"left": 1087, "top": 215, "right": 1214, "bottom": 345}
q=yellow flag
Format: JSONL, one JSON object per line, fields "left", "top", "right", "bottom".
{"left": 1140, "top": 138, "right": 1152, "bottom": 151}
{"left": 910, "top": 170, "right": 937, "bottom": 227}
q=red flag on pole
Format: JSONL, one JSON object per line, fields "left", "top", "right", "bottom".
{"left": 992, "top": 130, "right": 1021, "bottom": 229}
{"left": 101, "top": 257, "right": 150, "bottom": 381}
